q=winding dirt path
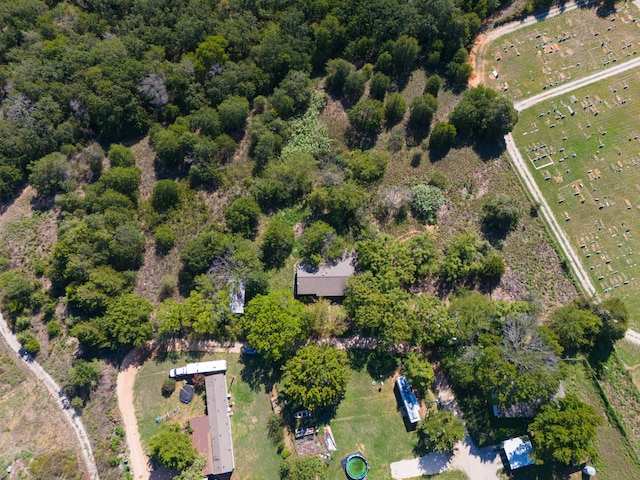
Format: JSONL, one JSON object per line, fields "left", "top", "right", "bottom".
{"left": 0, "top": 313, "right": 99, "bottom": 479}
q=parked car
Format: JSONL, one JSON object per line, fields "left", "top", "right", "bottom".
{"left": 294, "top": 426, "right": 316, "bottom": 439}
{"left": 241, "top": 346, "right": 258, "bottom": 355}
{"left": 294, "top": 409, "right": 311, "bottom": 419}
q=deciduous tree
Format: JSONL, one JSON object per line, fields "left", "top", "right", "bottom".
{"left": 417, "top": 409, "right": 465, "bottom": 453}
{"left": 282, "top": 344, "right": 350, "bottom": 410}
{"left": 244, "top": 290, "right": 305, "bottom": 363}
{"left": 529, "top": 394, "right": 602, "bottom": 466}
{"left": 149, "top": 424, "right": 197, "bottom": 471}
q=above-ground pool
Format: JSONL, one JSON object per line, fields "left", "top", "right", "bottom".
{"left": 344, "top": 453, "right": 370, "bottom": 480}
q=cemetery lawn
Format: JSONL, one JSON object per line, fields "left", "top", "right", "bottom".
{"left": 513, "top": 68, "right": 640, "bottom": 329}
{"left": 476, "top": 2, "right": 640, "bottom": 100}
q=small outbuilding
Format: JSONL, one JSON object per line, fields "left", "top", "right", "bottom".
{"left": 502, "top": 436, "right": 535, "bottom": 471}
{"left": 180, "top": 385, "right": 195, "bottom": 404}
{"left": 295, "top": 253, "right": 356, "bottom": 298}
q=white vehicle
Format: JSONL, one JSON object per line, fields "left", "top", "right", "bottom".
{"left": 169, "top": 360, "right": 227, "bottom": 378}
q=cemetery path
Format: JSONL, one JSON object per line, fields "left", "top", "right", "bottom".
{"left": 514, "top": 55, "right": 640, "bottom": 111}
{"left": 0, "top": 311, "right": 100, "bottom": 480}
{"left": 504, "top": 132, "right": 598, "bottom": 301}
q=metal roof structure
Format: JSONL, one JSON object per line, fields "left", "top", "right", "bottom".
{"left": 396, "top": 376, "right": 421, "bottom": 424}
{"left": 188, "top": 371, "right": 234, "bottom": 477}
{"left": 502, "top": 436, "right": 535, "bottom": 470}
{"left": 204, "top": 373, "right": 235, "bottom": 476}
{"left": 295, "top": 254, "right": 356, "bottom": 297}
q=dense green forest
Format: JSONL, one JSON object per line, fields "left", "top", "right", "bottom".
{"left": 0, "top": 0, "right": 625, "bottom": 478}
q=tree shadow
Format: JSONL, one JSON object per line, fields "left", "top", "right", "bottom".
{"left": 347, "top": 349, "right": 399, "bottom": 380}
{"left": 473, "top": 136, "right": 507, "bottom": 161}
{"left": 238, "top": 354, "right": 281, "bottom": 394}
{"left": 345, "top": 128, "right": 379, "bottom": 150}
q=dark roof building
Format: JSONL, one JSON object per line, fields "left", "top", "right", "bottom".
{"left": 295, "top": 254, "right": 356, "bottom": 297}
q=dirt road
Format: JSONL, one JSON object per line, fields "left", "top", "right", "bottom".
{"left": 505, "top": 133, "right": 597, "bottom": 300}
{"left": 0, "top": 313, "right": 100, "bottom": 480}
{"left": 116, "top": 340, "right": 244, "bottom": 480}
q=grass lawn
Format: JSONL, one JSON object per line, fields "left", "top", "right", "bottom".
{"left": 476, "top": 3, "right": 640, "bottom": 100}
{"left": 616, "top": 338, "right": 640, "bottom": 367}
{"left": 325, "top": 352, "right": 420, "bottom": 480}
{"left": 133, "top": 351, "right": 281, "bottom": 480}
{"left": 513, "top": 69, "right": 640, "bottom": 328}
{"left": 561, "top": 359, "right": 640, "bottom": 479}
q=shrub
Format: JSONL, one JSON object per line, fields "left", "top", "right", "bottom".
{"left": 409, "top": 94, "right": 437, "bottom": 130}
{"left": 348, "top": 98, "right": 385, "bottom": 135}
{"left": 267, "top": 414, "right": 284, "bottom": 444}
{"left": 108, "top": 144, "right": 136, "bottom": 168}
{"left": 47, "top": 319, "right": 62, "bottom": 338}
{"left": 429, "top": 122, "right": 457, "bottom": 151}
{"left": 17, "top": 331, "right": 40, "bottom": 356}
{"left": 29, "top": 152, "right": 72, "bottom": 198}
{"left": 411, "top": 184, "right": 445, "bottom": 224}
{"left": 192, "top": 374, "right": 206, "bottom": 393}
{"left": 343, "top": 71, "right": 366, "bottom": 101}
{"left": 281, "top": 449, "right": 291, "bottom": 459}
{"left": 224, "top": 196, "right": 261, "bottom": 239}
{"left": 428, "top": 171, "right": 447, "bottom": 190}
{"left": 218, "top": 96, "right": 250, "bottom": 132}
{"left": 424, "top": 75, "right": 443, "bottom": 97}
{"left": 369, "top": 72, "right": 390, "bottom": 100}
{"left": 481, "top": 194, "right": 521, "bottom": 234}
{"left": 154, "top": 225, "right": 176, "bottom": 252}
{"left": 159, "top": 274, "right": 178, "bottom": 298}
{"left": 162, "top": 378, "right": 177, "bottom": 397}
{"left": 384, "top": 92, "right": 406, "bottom": 125}
{"left": 151, "top": 180, "right": 180, "bottom": 213}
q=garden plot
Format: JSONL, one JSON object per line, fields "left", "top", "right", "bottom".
{"left": 477, "top": 3, "right": 640, "bottom": 99}
{"left": 513, "top": 69, "right": 640, "bottom": 324}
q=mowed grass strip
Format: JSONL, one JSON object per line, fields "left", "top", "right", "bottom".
{"left": 616, "top": 338, "right": 640, "bottom": 367}
{"left": 326, "top": 361, "right": 420, "bottom": 480}
{"left": 133, "top": 351, "right": 281, "bottom": 480}
{"left": 477, "top": 3, "right": 640, "bottom": 100}
{"left": 513, "top": 69, "right": 640, "bottom": 328}
{"left": 562, "top": 360, "right": 640, "bottom": 479}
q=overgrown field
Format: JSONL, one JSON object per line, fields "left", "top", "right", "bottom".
{"left": 476, "top": 2, "right": 640, "bottom": 99}
{"left": 513, "top": 68, "right": 640, "bottom": 326}
{"left": 561, "top": 359, "right": 640, "bottom": 479}
{"left": 367, "top": 71, "right": 577, "bottom": 308}
{"left": 0, "top": 343, "right": 85, "bottom": 478}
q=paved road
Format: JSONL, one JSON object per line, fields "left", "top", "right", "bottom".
{"left": 0, "top": 312, "right": 99, "bottom": 480}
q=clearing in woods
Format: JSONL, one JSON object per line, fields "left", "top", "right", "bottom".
{"left": 512, "top": 68, "right": 640, "bottom": 328}
{"left": 476, "top": 2, "right": 640, "bottom": 99}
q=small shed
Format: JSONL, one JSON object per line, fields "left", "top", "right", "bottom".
{"left": 502, "top": 436, "right": 535, "bottom": 470}
{"left": 296, "top": 253, "right": 356, "bottom": 298}
{"left": 180, "top": 385, "right": 195, "bottom": 404}
{"left": 229, "top": 279, "right": 245, "bottom": 314}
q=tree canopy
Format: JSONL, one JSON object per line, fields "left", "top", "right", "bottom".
{"left": 417, "top": 409, "right": 465, "bottom": 453}
{"left": 149, "top": 424, "right": 198, "bottom": 471}
{"left": 449, "top": 85, "right": 518, "bottom": 141}
{"left": 282, "top": 344, "right": 350, "bottom": 410}
{"left": 529, "top": 394, "right": 603, "bottom": 466}
{"left": 243, "top": 290, "right": 305, "bottom": 363}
